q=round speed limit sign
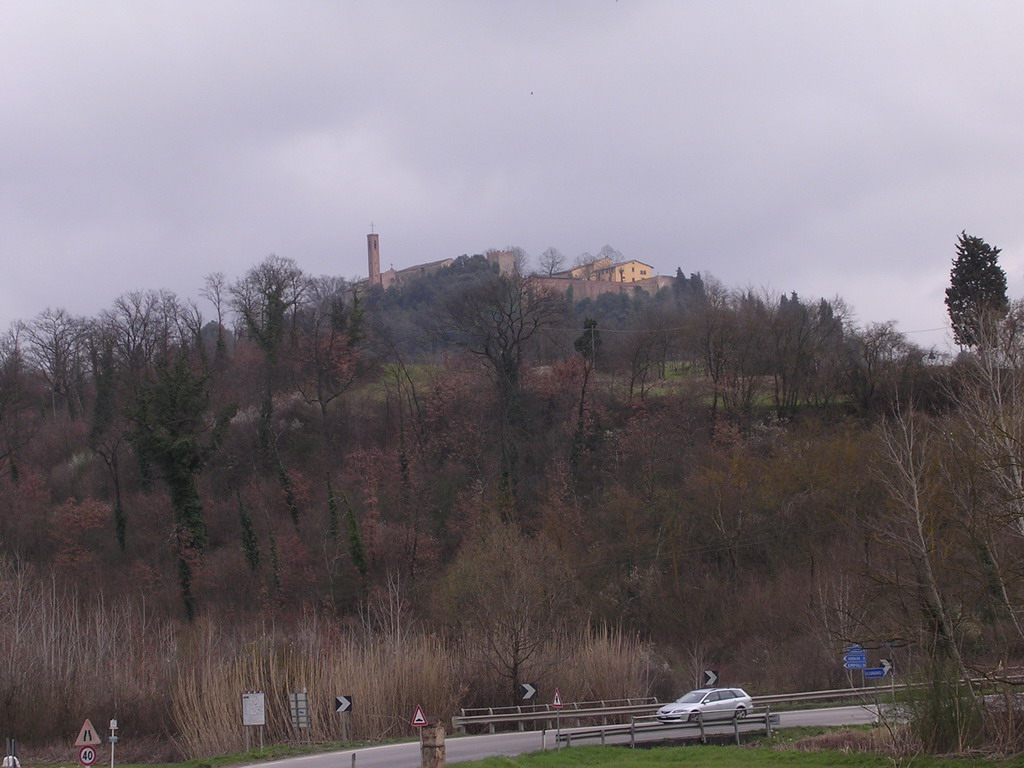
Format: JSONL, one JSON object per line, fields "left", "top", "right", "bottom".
{"left": 78, "top": 746, "right": 97, "bottom": 767}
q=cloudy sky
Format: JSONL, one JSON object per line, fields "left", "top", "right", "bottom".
{"left": 4, "top": 1, "right": 1023, "bottom": 351}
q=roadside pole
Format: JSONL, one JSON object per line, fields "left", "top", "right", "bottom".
{"left": 108, "top": 720, "right": 118, "bottom": 768}
{"left": 551, "top": 689, "right": 563, "bottom": 748}
{"left": 335, "top": 696, "right": 353, "bottom": 743}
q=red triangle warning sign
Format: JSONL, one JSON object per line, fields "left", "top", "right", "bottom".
{"left": 552, "top": 689, "right": 563, "bottom": 709}
{"left": 411, "top": 704, "right": 428, "bottom": 726}
{"left": 75, "top": 719, "right": 102, "bottom": 746}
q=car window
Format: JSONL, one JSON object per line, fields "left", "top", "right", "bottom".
{"left": 677, "top": 691, "right": 704, "bottom": 703}
{"left": 704, "top": 691, "right": 721, "bottom": 702}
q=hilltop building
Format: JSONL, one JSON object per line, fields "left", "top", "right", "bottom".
{"left": 534, "top": 255, "right": 673, "bottom": 301}
{"left": 555, "top": 256, "right": 655, "bottom": 283}
{"left": 364, "top": 233, "right": 514, "bottom": 290}
{"left": 360, "top": 232, "right": 671, "bottom": 301}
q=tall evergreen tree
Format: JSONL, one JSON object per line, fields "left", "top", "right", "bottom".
{"left": 945, "top": 231, "right": 1008, "bottom": 348}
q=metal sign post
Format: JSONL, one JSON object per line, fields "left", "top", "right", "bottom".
{"left": 335, "top": 696, "right": 353, "bottom": 742}
{"left": 108, "top": 720, "right": 118, "bottom": 768}
{"left": 551, "top": 689, "right": 563, "bottom": 747}
{"left": 242, "top": 691, "right": 266, "bottom": 750}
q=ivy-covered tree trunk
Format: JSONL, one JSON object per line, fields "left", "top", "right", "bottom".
{"left": 129, "top": 353, "right": 229, "bottom": 620}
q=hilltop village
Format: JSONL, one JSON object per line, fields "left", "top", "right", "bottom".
{"left": 361, "top": 232, "right": 674, "bottom": 301}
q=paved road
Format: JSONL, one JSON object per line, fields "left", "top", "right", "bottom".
{"left": 239, "top": 705, "right": 880, "bottom": 768}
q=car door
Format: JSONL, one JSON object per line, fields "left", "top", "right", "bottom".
{"left": 712, "top": 690, "right": 733, "bottom": 712}
{"left": 702, "top": 690, "right": 723, "bottom": 713}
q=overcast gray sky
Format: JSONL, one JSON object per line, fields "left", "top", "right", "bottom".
{"left": 4, "top": 1, "right": 1023, "bottom": 351}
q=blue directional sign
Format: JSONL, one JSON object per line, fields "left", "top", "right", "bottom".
{"left": 864, "top": 667, "right": 886, "bottom": 679}
{"left": 843, "top": 643, "right": 867, "bottom": 669}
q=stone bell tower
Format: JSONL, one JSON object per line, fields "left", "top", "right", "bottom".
{"left": 367, "top": 231, "right": 381, "bottom": 286}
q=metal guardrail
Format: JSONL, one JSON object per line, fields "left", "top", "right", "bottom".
{"left": 752, "top": 683, "right": 908, "bottom": 706}
{"left": 455, "top": 676, "right": 1024, "bottom": 734}
{"left": 452, "top": 697, "right": 658, "bottom": 733}
{"left": 555, "top": 707, "right": 778, "bottom": 747}
{"left": 452, "top": 685, "right": 904, "bottom": 733}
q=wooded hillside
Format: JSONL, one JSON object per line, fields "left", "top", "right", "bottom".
{"left": 2, "top": 252, "right": 1021, "bottom": 757}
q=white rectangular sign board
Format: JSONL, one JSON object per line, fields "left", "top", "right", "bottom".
{"left": 242, "top": 692, "right": 266, "bottom": 726}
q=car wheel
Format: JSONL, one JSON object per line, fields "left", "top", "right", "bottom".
{"left": 688, "top": 711, "right": 699, "bottom": 723}
{"left": 735, "top": 706, "right": 747, "bottom": 719}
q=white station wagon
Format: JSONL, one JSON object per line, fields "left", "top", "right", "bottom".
{"left": 656, "top": 687, "right": 753, "bottom": 722}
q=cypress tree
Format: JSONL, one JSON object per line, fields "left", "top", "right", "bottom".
{"left": 945, "top": 231, "right": 1008, "bottom": 347}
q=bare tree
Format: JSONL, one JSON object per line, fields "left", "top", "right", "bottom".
{"left": 101, "top": 289, "right": 190, "bottom": 383}
{"left": 84, "top": 320, "right": 130, "bottom": 548}
{"left": 572, "top": 252, "right": 596, "bottom": 279}
{"left": 289, "top": 275, "right": 367, "bottom": 453}
{"left": 844, "top": 321, "right": 917, "bottom": 411}
{"left": 951, "top": 303, "right": 1024, "bottom": 536}
{"left": 200, "top": 272, "right": 229, "bottom": 360}
{"left": 618, "top": 308, "right": 677, "bottom": 401}
{"left": 229, "top": 255, "right": 306, "bottom": 459}
{"left": 21, "top": 307, "right": 86, "bottom": 418}
{"left": 444, "top": 272, "right": 565, "bottom": 510}
{"left": 538, "top": 247, "right": 565, "bottom": 277}
{"left": 765, "top": 293, "right": 850, "bottom": 416}
{"left": 686, "top": 283, "right": 767, "bottom": 416}
{"left": 938, "top": 303, "right": 1024, "bottom": 644}
{"left": 438, "top": 517, "right": 580, "bottom": 702}
{"left": 875, "top": 404, "right": 968, "bottom": 675}
{"left": 87, "top": 290, "right": 202, "bottom": 547}
{"left": 505, "top": 246, "right": 530, "bottom": 275}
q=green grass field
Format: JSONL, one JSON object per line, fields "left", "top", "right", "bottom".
{"left": 457, "top": 744, "right": 1023, "bottom": 768}
{"left": 40, "top": 727, "right": 1022, "bottom": 768}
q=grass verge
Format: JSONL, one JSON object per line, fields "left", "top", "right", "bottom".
{"left": 454, "top": 744, "right": 1023, "bottom": 768}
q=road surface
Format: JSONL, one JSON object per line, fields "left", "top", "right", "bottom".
{"left": 239, "top": 705, "right": 880, "bottom": 768}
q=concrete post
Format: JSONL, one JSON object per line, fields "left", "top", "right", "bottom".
{"left": 420, "top": 722, "right": 445, "bottom": 768}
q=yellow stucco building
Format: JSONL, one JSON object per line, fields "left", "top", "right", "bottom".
{"left": 559, "top": 257, "right": 654, "bottom": 283}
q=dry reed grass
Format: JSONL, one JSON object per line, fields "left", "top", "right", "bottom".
{"left": 543, "top": 625, "right": 660, "bottom": 703}
{"left": 170, "top": 615, "right": 466, "bottom": 758}
{"left": 1, "top": 561, "right": 657, "bottom": 761}
{"left": 0, "top": 559, "right": 176, "bottom": 744}
{"left": 169, "top": 621, "right": 657, "bottom": 758}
